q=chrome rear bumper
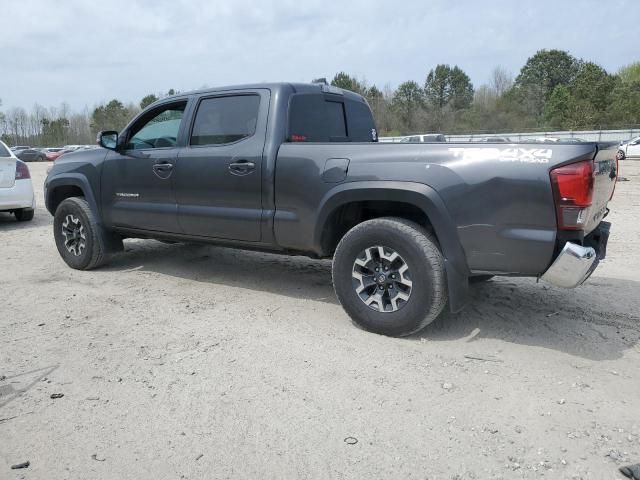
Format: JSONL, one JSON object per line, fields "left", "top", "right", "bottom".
{"left": 542, "top": 221, "right": 611, "bottom": 289}
{"left": 541, "top": 242, "right": 598, "bottom": 288}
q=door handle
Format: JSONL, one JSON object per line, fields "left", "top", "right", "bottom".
{"left": 229, "top": 160, "right": 255, "bottom": 176}
{"left": 153, "top": 162, "right": 174, "bottom": 171}
{"left": 152, "top": 162, "right": 174, "bottom": 179}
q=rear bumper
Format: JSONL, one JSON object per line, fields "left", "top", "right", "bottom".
{"left": 541, "top": 221, "right": 610, "bottom": 288}
{"left": 0, "top": 179, "right": 35, "bottom": 211}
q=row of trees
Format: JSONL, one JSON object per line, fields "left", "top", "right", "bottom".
{"left": 330, "top": 50, "right": 640, "bottom": 136}
{"left": 1, "top": 50, "right": 639, "bottom": 146}
{"left": 0, "top": 90, "right": 176, "bottom": 147}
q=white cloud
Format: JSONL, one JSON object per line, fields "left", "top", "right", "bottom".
{"left": 1, "top": 0, "right": 637, "bottom": 109}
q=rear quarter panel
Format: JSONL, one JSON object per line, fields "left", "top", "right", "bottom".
{"left": 274, "top": 142, "right": 597, "bottom": 275}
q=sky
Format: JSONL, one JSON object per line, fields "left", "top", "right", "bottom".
{"left": 1, "top": 0, "right": 638, "bottom": 111}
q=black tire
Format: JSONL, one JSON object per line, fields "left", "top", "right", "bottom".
{"left": 616, "top": 149, "right": 625, "bottom": 161}
{"left": 14, "top": 208, "right": 34, "bottom": 222}
{"left": 469, "top": 274, "right": 494, "bottom": 284}
{"left": 332, "top": 217, "right": 448, "bottom": 337}
{"left": 53, "top": 197, "right": 110, "bottom": 270}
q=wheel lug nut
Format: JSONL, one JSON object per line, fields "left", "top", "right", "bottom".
{"left": 389, "top": 284, "right": 394, "bottom": 289}
{"left": 378, "top": 285, "right": 384, "bottom": 290}
{"left": 375, "top": 267, "right": 379, "bottom": 272}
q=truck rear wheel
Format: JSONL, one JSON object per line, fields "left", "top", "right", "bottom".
{"left": 332, "top": 217, "right": 447, "bottom": 337}
{"left": 54, "top": 197, "right": 112, "bottom": 270}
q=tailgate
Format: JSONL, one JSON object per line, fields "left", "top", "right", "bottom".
{"left": 0, "top": 158, "right": 16, "bottom": 188}
{"left": 585, "top": 147, "right": 617, "bottom": 234}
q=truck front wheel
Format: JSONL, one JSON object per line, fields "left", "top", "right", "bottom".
{"left": 332, "top": 217, "right": 448, "bottom": 337}
{"left": 53, "top": 197, "right": 112, "bottom": 270}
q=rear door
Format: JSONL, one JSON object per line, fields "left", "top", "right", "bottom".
{"left": 0, "top": 143, "right": 16, "bottom": 188}
{"left": 175, "top": 91, "right": 268, "bottom": 241}
{"left": 101, "top": 100, "right": 188, "bottom": 232}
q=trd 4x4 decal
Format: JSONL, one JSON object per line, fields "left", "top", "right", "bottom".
{"left": 448, "top": 147, "right": 553, "bottom": 164}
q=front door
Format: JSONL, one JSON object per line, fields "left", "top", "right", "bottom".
{"left": 101, "top": 100, "right": 188, "bottom": 233}
{"left": 175, "top": 92, "right": 268, "bottom": 241}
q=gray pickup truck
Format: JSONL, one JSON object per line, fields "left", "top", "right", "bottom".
{"left": 45, "top": 82, "right": 617, "bottom": 336}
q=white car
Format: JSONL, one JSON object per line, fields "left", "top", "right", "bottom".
{"left": 617, "top": 136, "right": 640, "bottom": 160}
{"left": 399, "top": 134, "right": 446, "bottom": 143}
{"left": 0, "top": 140, "right": 35, "bottom": 221}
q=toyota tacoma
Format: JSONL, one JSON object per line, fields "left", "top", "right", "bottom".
{"left": 44, "top": 83, "right": 617, "bottom": 336}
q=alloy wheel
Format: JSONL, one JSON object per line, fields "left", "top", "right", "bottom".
{"left": 352, "top": 246, "right": 413, "bottom": 312}
{"left": 61, "top": 214, "right": 87, "bottom": 256}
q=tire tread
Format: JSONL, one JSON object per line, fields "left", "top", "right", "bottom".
{"left": 332, "top": 217, "right": 448, "bottom": 336}
{"left": 55, "top": 197, "right": 108, "bottom": 270}
{"left": 15, "top": 208, "right": 34, "bottom": 222}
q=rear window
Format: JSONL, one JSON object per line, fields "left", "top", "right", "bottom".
{"left": 288, "top": 94, "right": 376, "bottom": 143}
{"left": 0, "top": 143, "right": 11, "bottom": 157}
{"left": 326, "top": 101, "right": 347, "bottom": 138}
{"left": 344, "top": 99, "right": 377, "bottom": 142}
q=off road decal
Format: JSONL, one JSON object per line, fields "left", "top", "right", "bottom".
{"left": 448, "top": 147, "right": 553, "bottom": 164}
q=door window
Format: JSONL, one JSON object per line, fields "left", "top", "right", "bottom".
{"left": 190, "top": 95, "right": 260, "bottom": 146}
{"left": 126, "top": 103, "right": 186, "bottom": 150}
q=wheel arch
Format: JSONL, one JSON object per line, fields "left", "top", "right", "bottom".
{"left": 315, "top": 181, "right": 469, "bottom": 312}
{"left": 46, "top": 174, "right": 99, "bottom": 220}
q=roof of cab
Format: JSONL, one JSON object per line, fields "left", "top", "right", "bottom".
{"left": 155, "top": 82, "right": 366, "bottom": 106}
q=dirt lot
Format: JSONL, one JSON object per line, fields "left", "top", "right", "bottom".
{"left": 1, "top": 161, "right": 639, "bottom": 480}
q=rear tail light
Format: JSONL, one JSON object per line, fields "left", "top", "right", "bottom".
{"left": 550, "top": 159, "right": 594, "bottom": 230}
{"left": 15, "top": 160, "right": 31, "bottom": 180}
{"left": 290, "top": 134, "right": 307, "bottom": 142}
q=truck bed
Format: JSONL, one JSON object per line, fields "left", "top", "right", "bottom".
{"left": 274, "top": 141, "right": 616, "bottom": 275}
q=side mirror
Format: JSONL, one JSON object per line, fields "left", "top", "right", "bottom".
{"left": 97, "top": 130, "right": 119, "bottom": 150}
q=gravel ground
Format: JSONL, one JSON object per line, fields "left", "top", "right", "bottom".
{"left": 1, "top": 161, "right": 639, "bottom": 480}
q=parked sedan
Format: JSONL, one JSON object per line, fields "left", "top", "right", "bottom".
{"left": 43, "top": 147, "right": 65, "bottom": 161}
{"left": 10, "top": 145, "right": 31, "bottom": 152}
{"left": 0, "top": 141, "right": 35, "bottom": 221}
{"left": 476, "top": 136, "right": 511, "bottom": 143}
{"left": 16, "top": 148, "right": 47, "bottom": 162}
{"left": 617, "top": 136, "right": 640, "bottom": 160}
{"left": 399, "top": 134, "right": 446, "bottom": 142}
